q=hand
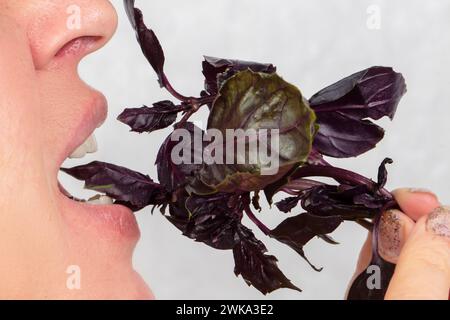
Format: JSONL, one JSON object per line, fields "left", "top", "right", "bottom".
{"left": 348, "top": 188, "right": 450, "bottom": 299}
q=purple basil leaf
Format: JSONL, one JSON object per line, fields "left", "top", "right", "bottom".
{"left": 188, "top": 70, "right": 316, "bottom": 195}
{"left": 202, "top": 56, "right": 276, "bottom": 97}
{"left": 310, "top": 67, "right": 406, "bottom": 158}
{"left": 347, "top": 216, "right": 395, "bottom": 300}
{"left": 377, "top": 158, "right": 393, "bottom": 190}
{"left": 312, "top": 111, "right": 385, "bottom": 158}
{"left": 307, "top": 148, "right": 329, "bottom": 166}
{"left": 275, "top": 196, "right": 302, "bottom": 213}
{"left": 124, "top": 0, "right": 137, "bottom": 29}
{"left": 347, "top": 256, "right": 394, "bottom": 300}
{"left": 156, "top": 122, "right": 206, "bottom": 192}
{"left": 270, "top": 213, "right": 342, "bottom": 271}
{"left": 124, "top": 0, "right": 165, "bottom": 86}
{"left": 301, "top": 185, "right": 380, "bottom": 220}
{"left": 167, "top": 192, "right": 244, "bottom": 250}
{"left": 233, "top": 225, "right": 301, "bottom": 295}
{"left": 352, "top": 194, "right": 387, "bottom": 209}
{"left": 61, "top": 161, "right": 166, "bottom": 211}
{"left": 262, "top": 166, "right": 307, "bottom": 205}
{"left": 251, "top": 192, "right": 262, "bottom": 212}
{"left": 280, "top": 162, "right": 395, "bottom": 216}
{"left": 318, "top": 234, "right": 340, "bottom": 245}
{"left": 310, "top": 67, "right": 406, "bottom": 120}
{"left": 118, "top": 100, "right": 188, "bottom": 133}
{"left": 167, "top": 192, "right": 301, "bottom": 294}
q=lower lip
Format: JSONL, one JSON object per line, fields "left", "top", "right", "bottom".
{"left": 57, "top": 189, "right": 141, "bottom": 240}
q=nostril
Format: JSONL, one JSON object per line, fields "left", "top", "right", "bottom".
{"left": 54, "top": 36, "right": 102, "bottom": 59}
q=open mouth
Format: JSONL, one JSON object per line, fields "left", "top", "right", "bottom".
{"left": 55, "top": 92, "right": 117, "bottom": 206}
{"left": 55, "top": 95, "right": 140, "bottom": 238}
{"left": 57, "top": 132, "right": 117, "bottom": 205}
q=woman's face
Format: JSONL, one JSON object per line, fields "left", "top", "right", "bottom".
{"left": 0, "top": 0, "right": 152, "bottom": 298}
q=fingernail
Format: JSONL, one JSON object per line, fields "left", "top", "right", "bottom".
{"left": 426, "top": 206, "right": 450, "bottom": 239}
{"left": 378, "top": 210, "right": 403, "bottom": 263}
{"left": 408, "top": 188, "right": 438, "bottom": 200}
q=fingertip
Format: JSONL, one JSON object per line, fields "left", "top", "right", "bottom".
{"left": 377, "top": 209, "right": 414, "bottom": 264}
{"left": 392, "top": 188, "right": 440, "bottom": 221}
{"left": 385, "top": 206, "right": 450, "bottom": 300}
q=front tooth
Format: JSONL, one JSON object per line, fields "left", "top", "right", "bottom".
{"left": 84, "top": 134, "right": 98, "bottom": 153}
{"left": 86, "top": 195, "right": 113, "bottom": 205}
{"left": 69, "top": 134, "right": 97, "bottom": 159}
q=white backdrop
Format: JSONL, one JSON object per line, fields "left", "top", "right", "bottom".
{"left": 60, "top": 0, "right": 450, "bottom": 299}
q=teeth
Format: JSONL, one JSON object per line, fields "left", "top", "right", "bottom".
{"left": 69, "top": 134, "right": 98, "bottom": 159}
{"left": 86, "top": 195, "right": 114, "bottom": 205}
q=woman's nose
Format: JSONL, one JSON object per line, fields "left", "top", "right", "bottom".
{"left": 27, "top": 0, "right": 118, "bottom": 69}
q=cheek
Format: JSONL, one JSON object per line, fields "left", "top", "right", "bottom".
{"left": 0, "top": 17, "right": 44, "bottom": 163}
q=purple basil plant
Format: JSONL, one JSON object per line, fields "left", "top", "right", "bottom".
{"left": 62, "top": 0, "right": 407, "bottom": 299}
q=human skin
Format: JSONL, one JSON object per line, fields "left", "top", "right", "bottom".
{"left": 349, "top": 189, "right": 450, "bottom": 300}
{"left": 0, "top": 1, "right": 448, "bottom": 300}
{"left": 0, "top": 0, "right": 152, "bottom": 299}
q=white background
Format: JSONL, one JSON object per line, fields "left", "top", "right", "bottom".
{"left": 60, "top": 0, "right": 450, "bottom": 299}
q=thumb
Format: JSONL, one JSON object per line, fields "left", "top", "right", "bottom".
{"left": 385, "top": 206, "right": 450, "bottom": 300}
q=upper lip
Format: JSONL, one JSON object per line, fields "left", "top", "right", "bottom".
{"left": 56, "top": 91, "right": 108, "bottom": 170}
